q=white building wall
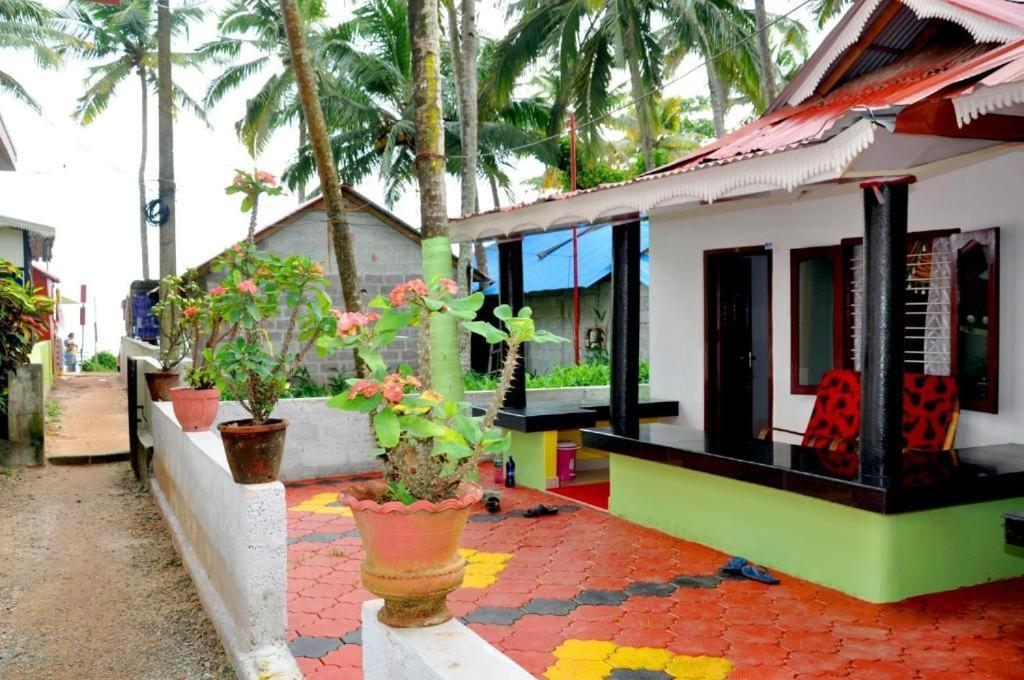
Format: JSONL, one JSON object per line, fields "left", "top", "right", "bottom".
{"left": 649, "top": 148, "right": 1024, "bottom": 449}
{"left": 0, "top": 226, "right": 24, "bottom": 267}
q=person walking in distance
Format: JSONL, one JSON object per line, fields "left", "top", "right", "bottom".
{"left": 64, "top": 333, "right": 78, "bottom": 373}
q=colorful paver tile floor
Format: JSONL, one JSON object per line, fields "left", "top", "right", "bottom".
{"left": 286, "top": 471, "right": 1024, "bottom": 679}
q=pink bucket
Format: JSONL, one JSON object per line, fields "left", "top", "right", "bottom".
{"left": 556, "top": 441, "right": 580, "bottom": 486}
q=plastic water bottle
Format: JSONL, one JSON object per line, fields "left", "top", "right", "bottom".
{"left": 504, "top": 455, "right": 516, "bottom": 488}
{"left": 493, "top": 455, "right": 504, "bottom": 485}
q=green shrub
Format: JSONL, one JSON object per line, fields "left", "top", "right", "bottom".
{"left": 45, "top": 398, "right": 60, "bottom": 422}
{"left": 82, "top": 351, "right": 119, "bottom": 372}
{"left": 464, "top": 357, "right": 650, "bottom": 391}
{"left": 281, "top": 368, "right": 352, "bottom": 398}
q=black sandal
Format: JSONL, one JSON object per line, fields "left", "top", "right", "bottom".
{"left": 524, "top": 504, "right": 558, "bottom": 518}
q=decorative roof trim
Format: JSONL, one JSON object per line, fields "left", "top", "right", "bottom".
{"left": 789, "top": 0, "right": 886, "bottom": 107}
{"left": 953, "top": 79, "right": 1024, "bottom": 125}
{"left": 789, "top": 0, "right": 1024, "bottom": 107}
{"left": 452, "top": 120, "right": 877, "bottom": 241}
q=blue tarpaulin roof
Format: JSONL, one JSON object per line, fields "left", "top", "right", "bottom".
{"left": 477, "top": 223, "right": 649, "bottom": 295}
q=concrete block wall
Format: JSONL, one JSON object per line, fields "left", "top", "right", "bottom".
{"left": 522, "top": 280, "right": 650, "bottom": 374}
{"left": 150, "top": 403, "right": 301, "bottom": 680}
{"left": 216, "top": 398, "right": 378, "bottom": 482}
{"left": 245, "top": 208, "right": 424, "bottom": 383}
{"left": 0, "top": 364, "right": 44, "bottom": 466}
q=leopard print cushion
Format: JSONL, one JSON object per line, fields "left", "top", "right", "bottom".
{"left": 802, "top": 369, "right": 861, "bottom": 449}
{"left": 902, "top": 373, "right": 958, "bottom": 452}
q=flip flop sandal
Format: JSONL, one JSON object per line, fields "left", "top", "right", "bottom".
{"left": 524, "top": 504, "right": 559, "bottom": 518}
{"left": 741, "top": 564, "right": 780, "bottom": 585}
{"left": 484, "top": 495, "right": 501, "bottom": 513}
{"left": 722, "top": 556, "right": 748, "bottom": 574}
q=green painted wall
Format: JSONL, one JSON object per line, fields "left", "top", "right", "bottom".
{"left": 28, "top": 341, "right": 53, "bottom": 397}
{"left": 508, "top": 430, "right": 556, "bottom": 491}
{"left": 609, "top": 453, "right": 1024, "bottom": 602}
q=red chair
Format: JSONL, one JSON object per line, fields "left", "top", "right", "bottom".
{"left": 760, "top": 370, "right": 959, "bottom": 453}
{"left": 759, "top": 369, "right": 861, "bottom": 450}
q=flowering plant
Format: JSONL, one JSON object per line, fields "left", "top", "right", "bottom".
{"left": 320, "top": 277, "right": 566, "bottom": 504}
{"left": 149, "top": 274, "right": 195, "bottom": 372}
{"left": 225, "top": 169, "right": 284, "bottom": 240}
{"left": 206, "top": 241, "right": 336, "bottom": 423}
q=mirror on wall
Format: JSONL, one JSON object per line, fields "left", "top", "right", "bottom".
{"left": 790, "top": 246, "right": 842, "bottom": 394}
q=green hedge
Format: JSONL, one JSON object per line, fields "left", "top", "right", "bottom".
{"left": 465, "top": 358, "right": 649, "bottom": 391}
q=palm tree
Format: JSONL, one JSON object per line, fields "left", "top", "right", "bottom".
{"left": 200, "top": 0, "right": 329, "bottom": 201}
{"left": 0, "top": 0, "right": 60, "bottom": 112}
{"left": 58, "top": 0, "right": 207, "bottom": 280}
{"left": 660, "top": 0, "right": 805, "bottom": 136}
{"left": 488, "top": 0, "right": 663, "bottom": 171}
{"left": 281, "top": 0, "right": 553, "bottom": 208}
{"left": 279, "top": 0, "right": 363, "bottom": 325}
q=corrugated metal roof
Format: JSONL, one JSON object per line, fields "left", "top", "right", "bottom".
{"left": 477, "top": 223, "right": 650, "bottom": 296}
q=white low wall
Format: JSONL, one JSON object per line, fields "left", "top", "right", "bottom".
{"left": 151, "top": 403, "right": 300, "bottom": 680}
{"left": 362, "top": 600, "right": 532, "bottom": 680}
{"left": 119, "top": 335, "right": 163, "bottom": 378}
{"left": 215, "top": 399, "right": 376, "bottom": 482}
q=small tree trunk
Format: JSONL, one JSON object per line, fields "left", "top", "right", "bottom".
{"left": 138, "top": 64, "right": 150, "bottom": 280}
{"left": 248, "top": 192, "right": 259, "bottom": 242}
{"left": 627, "top": 55, "right": 656, "bottom": 171}
{"left": 297, "top": 115, "right": 307, "bottom": 203}
{"left": 410, "top": 0, "right": 462, "bottom": 400}
{"left": 157, "top": 0, "right": 177, "bottom": 361}
{"left": 707, "top": 63, "right": 727, "bottom": 138}
{"left": 754, "top": 0, "right": 777, "bottom": 109}
{"left": 279, "top": 0, "right": 361, "bottom": 321}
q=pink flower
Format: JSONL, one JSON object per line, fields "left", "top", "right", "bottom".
{"left": 406, "top": 375, "right": 422, "bottom": 388}
{"left": 347, "top": 380, "right": 380, "bottom": 400}
{"left": 183, "top": 307, "right": 199, "bottom": 318}
{"left": 232, "top": 173, "right": 246, "bottom": 188}
{"left": 236, "top": 279, "right": 258, "bottom": 294}
{"left": 232, "top": 243, "right": 243, "bottom": 254}
{"left": 335, "top": 311, "right": 378, "bottom": 337}
{"left": 311, "top": 263, "right": 325, "bottom": 276}
{"left": 387, "top": 278, "right": 430, "bottom": 307}
{"left": 255, "top": 170, "right": 276, "bottom": 187}
{"left": 440, "top": 278, "right": 458, "bottom": 294}
{"left": 210, "top": 286, "right": 227, "bottom": 296}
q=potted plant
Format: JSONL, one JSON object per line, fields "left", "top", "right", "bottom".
{"left": 147, "top": 276, "right": 191, "bottom": 402}
{"left": 323, "top": 278, "right": 565, "bottom": 627}
{"left": 207, "top": 241, "right": 336, "bottom": 483}
{"left": 166, "top": 271, "right": 228, "bottom": 432}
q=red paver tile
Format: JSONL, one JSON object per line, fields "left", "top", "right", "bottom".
{"left": 320, "top": 644, "right": 362, "bottom": 669}
{"left": 847, "top": 659, "right": 917, "bottom": 680}
{"left": 785, "top": 652, "right": 851, "bottom": 675}
{"left": 780, "top": 630, "right": 840, "bottom": 653}
{"left": 286, "top": 473, "right": 1024, "bottom": 680}
{"left": 728, "top": 642, "right": 790, "bottom": 666}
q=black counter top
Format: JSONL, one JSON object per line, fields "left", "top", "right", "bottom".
{"left": 581, "top": 423, "right": 1024, "bottom": 514}
{"left": 473, "top": 399, "right": 680, "bottom": 433}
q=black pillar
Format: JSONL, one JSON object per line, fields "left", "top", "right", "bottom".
{"left": 859, "top": 178, "right": 913, "bottom": 486}
{"left": 611, "top": 220, "right": 641, "bottom": 437}
{"left": 498, "top": 237, "right": 527, "bottom": 409}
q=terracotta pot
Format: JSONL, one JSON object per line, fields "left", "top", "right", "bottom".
{"left": 341, "top": 481, "right": 483, "bottom": 627}
{"left": 145, "top": 371, "right": 180, "bottom": 402}
{"left": 169, "top": 386, "right": 221, "bottom": 432}
{"left": 217, "top": 418, "right": 287, "bottom": 484}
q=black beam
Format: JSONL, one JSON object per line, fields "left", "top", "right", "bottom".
{"left": 498, "top": 237, "right": 526, "bottom": 409}
{"left": 611, "top": 220, "right": 641, "bottom": 437}
{"left": 859, "top": 178, "right": 914, "bottom": 486}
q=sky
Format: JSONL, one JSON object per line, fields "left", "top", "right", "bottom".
{"left": 0, "top": 0, "right": 824, "bottom": 356}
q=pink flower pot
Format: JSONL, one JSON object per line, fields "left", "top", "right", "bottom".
{"left": 341, "top": 481, "right": 483, "bottom": 627}
{"left": 169, "top": 386, "right": 221, "bottom": 432}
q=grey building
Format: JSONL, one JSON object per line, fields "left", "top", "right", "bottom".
{"left": 197, "top": 186, "right": 426, "bottom": 383}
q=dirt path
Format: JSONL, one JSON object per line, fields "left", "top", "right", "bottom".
{"left": 45, "top": 374, "right": 129, "bottom": 458}
{"left": 0, "top": 463, "right": 232, "bottom": 679}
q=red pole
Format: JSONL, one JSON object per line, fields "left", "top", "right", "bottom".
{"left": 569, "top": 113, "right": 580, "bottom": 364}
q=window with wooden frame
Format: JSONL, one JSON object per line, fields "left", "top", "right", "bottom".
{"left": 790, "top": 246, "right": 843, "bottom": 394}
{"left": 790, "top": 227, "right": 999, "bottom": 413}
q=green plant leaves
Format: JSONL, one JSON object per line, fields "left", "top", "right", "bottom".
{"left": 463, "top": 321, "right": 508, "bottom": 344}
{"left": 373, "top": 408, "right": 400, "bottom": 448}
